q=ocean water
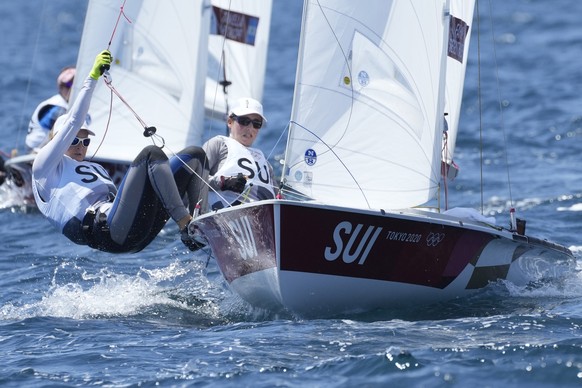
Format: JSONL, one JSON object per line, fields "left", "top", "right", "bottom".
{"left": 2, "top": 1, "right": 582, "bottom": 387}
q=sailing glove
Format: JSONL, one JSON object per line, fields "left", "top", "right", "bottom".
{"left": 180, "top": 226, "right": 205, "bottom": 251}
{"left": 90, "top": 50, "right": 112, "bottom": 80}
{"left": 221, "top": 173, "right": 247, "bottom": 193}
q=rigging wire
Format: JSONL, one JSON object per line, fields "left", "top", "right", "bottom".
{"left": 87, "top": 0, "right": 137, "bottom": 161}
{"left": 105, "top": 0, "right": 131, "bottom": 50}
{"left": 83, "top": 3, "right": 166, "bottom": 154}
{"left": 206, "top": 0, "right": 234, "bottom": 137}
{"left": 14, "top": 0, "right": 50, "bottom": 156}
{"left": 486, "top": 0, "right": 514, "bottom": 209}
{"left": 476, "top": 0, "right": 515, "bottom": 225}
{"left": 476, "top": 0, "right": 484, "bottom": 214}
{"left": 87, "top": 0, "right": 169, "bottom": 156}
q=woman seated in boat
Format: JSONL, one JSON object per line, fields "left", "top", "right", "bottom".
{"left": 31, "top": 50, "right": 209, "bottom": 253}
{"left": 203, "top": 97, "right": 277, "bottom": 210}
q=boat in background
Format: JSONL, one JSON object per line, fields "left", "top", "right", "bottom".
{"left": 1, "top": 0, "right": 272, "bottom": 208}
{"left": 192, "top": 0, "right": 575, "bottom": 317}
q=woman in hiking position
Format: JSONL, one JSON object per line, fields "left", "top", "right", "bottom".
{"left": 32, "top": 50, "right": 208, "bottom": 253}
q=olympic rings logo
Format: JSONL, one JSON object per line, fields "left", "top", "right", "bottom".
{"left": 426, "top": 232, "right": 445, "bottom": 247}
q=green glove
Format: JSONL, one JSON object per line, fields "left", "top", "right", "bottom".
{"left": 89, "top": 50, "right": 112, "bottom": 80}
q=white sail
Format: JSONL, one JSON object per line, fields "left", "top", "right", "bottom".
{"left": 72, "top": 0, "right": 211, "bottom": 163}
{"left": 205, "top": 0, "right": 272, "bottom": 121}
{"left": 443, "top": 0, "right": 475, "bottom": 171}
{"left": 283, "top": 0, "right": 449, "bottom": 210}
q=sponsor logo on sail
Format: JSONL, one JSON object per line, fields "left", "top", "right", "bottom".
{"left": 304, "top": 149, "right": 317, "bottom": 166}
{"left": 358, "top": 70, "right": 370, "bottom": 87}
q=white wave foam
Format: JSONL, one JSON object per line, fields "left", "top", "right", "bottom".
{"left": 0, "top": 260, "right": 213, "bottom": 321}
{"left": 557, "top": 203, "right": 582, "bottom": 212}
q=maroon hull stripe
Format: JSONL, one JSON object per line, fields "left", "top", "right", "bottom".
{"left": 279, "top": 205, "right": 495, "bottom": 289}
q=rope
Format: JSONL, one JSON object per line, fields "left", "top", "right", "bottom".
{"left": 102, "top": 74, "right": 151, "bottom": 134}
{"left": 476, "top": 0, "right": 484, "bottom": 214}
{"left": 106, "top": 0, "right": 131, "bottom": 50}
{"left": 486, "top": 0, "right": 514, "bottom": 209}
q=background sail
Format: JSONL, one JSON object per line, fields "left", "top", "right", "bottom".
{"left": 283, "top": 0, "right": 449, "bottom": 210}
{"left": 72, "top": 0, "right": 211, "bottom": 163}
{"left": 443, "top": 0, "right": 475, "bottom": 172}
{"left": 205, "top": 0, "right": 272, "bottom": 121}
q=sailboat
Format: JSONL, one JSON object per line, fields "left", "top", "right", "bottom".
{"left": 192, "top": 0, "right": 575, "bottom": 317}
{"left": 0, "top": 0, "right": 272, "bottom": 207}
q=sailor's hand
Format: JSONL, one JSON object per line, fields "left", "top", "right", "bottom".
{"left": 89, "top": 50, "right": 112, "bottom": 80}
{"left": 221, "top": 174, "right": 247, "bottom": 193}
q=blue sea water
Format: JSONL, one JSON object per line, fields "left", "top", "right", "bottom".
{"left": 2, "top": 0, "right": 582, "bottom": 387}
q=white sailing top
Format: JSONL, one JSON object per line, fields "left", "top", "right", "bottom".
{"left": 32, "top": 76, "right": 116, "bottom": 235}
{"left": 204, "top": 135, "right": 275, "bottom": 208}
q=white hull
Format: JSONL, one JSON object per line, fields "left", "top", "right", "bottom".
{"left": 194, "top": 200, "right": 575, "bottom": 317}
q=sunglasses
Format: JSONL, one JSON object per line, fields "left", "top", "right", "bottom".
{"left": 231, "top": 114, "right": 263, "bottom": 129}
{"left": 71, "top": 137, "right": 91, "bottom": 147}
